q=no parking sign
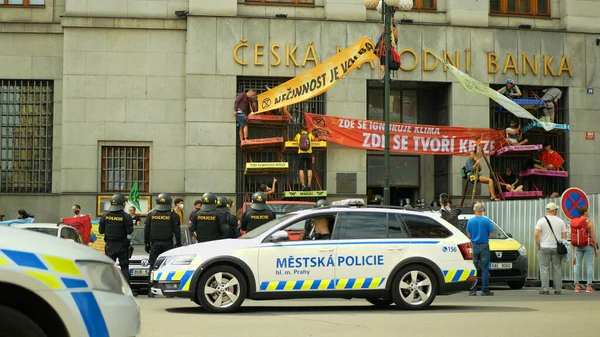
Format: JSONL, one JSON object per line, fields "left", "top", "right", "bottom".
{"left": 560, "top": 188, "right": 589, "bottom": 220}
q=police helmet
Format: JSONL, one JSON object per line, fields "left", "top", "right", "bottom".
{"left": 108, "top": 194, "right": 126, "bottom": 212}
{"left": 155, "top": 193, "right": 172, "bottom": 212}
{"left": 315, "top": 199, "right": 329, "bottom": 208}
{"left": 216, "top": 196, "right": 229, "bottom": 208}
{"left": 372, "top": 195, "right": 383, "bottom": 205}
{"left": 201, "top": 192, "right": 218, "bottom": 211}
{"left": 250, "top": 192, "right": 267, "bottom": 211}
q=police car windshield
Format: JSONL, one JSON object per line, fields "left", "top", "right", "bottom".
{"left": 25, "top": 227, "right": 59, "bottom": 236}
{"left": 239, "top": 214, "right": 294, "bottom": 239}
{"left": 457, "top": 219, "right": 508, "bottom": 239}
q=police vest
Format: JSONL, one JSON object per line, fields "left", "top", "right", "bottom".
{"left": 245, "top": 209, "right": 274, "bottom": 232}
{"left": 149, "top": 211, "right": 174, "bottom": 241}
{"left": 103, "top": 211, "right": 127, "bottom": 241}
{"left": 219, "top": 207, "right": 239, "bottom": 238}
{"left": 195, "top": 209, "right": 221, "bottom": 242}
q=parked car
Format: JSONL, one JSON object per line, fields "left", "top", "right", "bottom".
{"left": 151, "top": 199, "right": 476, "bottom": 313}
{"left": 9, "top": 223, "right": 84, "bottom": 244}
{"left": 127, "top": 226, "right": 194, "bottom": 291}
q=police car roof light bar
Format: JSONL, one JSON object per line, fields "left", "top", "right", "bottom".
{"left": 331, "top": 199, "right": 365, "bottom": 207}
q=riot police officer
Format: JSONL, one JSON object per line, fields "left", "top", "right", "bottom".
{"left": 241, "top": 192, "right": 276, "bottom": 233}
{"left": 190, "top": 192, "right": 230, "bottom": 242}
{"left": 99, "top": 194, "right": 134, "bottom": 283}
{"left": 144, "top": 193, "right": 181, "bottom": 277}
{"left": 217, "top": 196, "right": 240, "bottom": 238}
{"left": 371, "top": 194, "right": 383, "bottom": 205}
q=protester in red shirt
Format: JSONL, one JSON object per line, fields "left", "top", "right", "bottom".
{"left": 534, "top": 143, "right": 564, "bottom": 170}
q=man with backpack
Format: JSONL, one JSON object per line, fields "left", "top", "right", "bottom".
{"left": 294, "top": 125, "right": 320, "bottom": 191}
{"left": 571, "top": 206, "right": 597, "bottom": 293}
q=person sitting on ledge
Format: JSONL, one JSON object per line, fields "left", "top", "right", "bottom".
{"left": 533, "top": 143, "right": 564, "bottom": 171}
{"left": 506, "top": 120, "right": 529, "bottom": 146}
{"left": 465, "top": 150, "right": 498, "bottom": 201}
{"left": 500, "top": 167, "right": 523, "bottom": 193}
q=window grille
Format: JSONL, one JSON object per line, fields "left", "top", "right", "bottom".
{"left": 101, "top": 146, "right": 150, "bottom": 193}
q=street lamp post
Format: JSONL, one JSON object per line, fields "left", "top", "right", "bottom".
{"left": 367, "top": 0, "right": 410, "bottom": 205}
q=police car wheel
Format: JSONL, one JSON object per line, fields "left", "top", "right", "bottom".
{"left": 196, "top": 266, "right": 247, "bottom": 313}
{"left": 365, "top": 298, "right": 393, "bottom": 307}
{"left": 0, "top": 305, "right": 47, "bottom": 337}
{"left": 391, "top": 265, "right": 437, "bottom": 310}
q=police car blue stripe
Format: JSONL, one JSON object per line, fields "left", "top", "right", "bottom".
{"left": 61, "top": 277, "right": 88, "bottom": 289}
{"left": 71, "top": 292, "right": 109, "bottom": 337}
{"left": 310, "top": 280, "right": 321, "bottom": 290}
{"left": 293, "top": 281, "right": 304, "bottom": 290}
{"left": 346, "top": 278, "right": 356, "bottom": 289}
{"left": 451, "top": 271, "right": 462, "bottom": 283}
{"left": 178, "top": 270, "right": 194, "bottom": 290}
{"left": 275, "top": 282, "right": 286, "bottom": 291}
{"left": 363, "top": 278, "right": 373, "bottom": 288}
{"left": 327, "top": 281, "right": 335, "bottom": 290}
{"left": 166, "top": 272, "right": 176, "bottom": 281}
{"left": 1, "top": 249, "right": 47, "bottom": 270}
{"left": 156, "top": 272, "right": 162, "bottom": 280}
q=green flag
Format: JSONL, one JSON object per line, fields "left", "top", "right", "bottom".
{"left": 128, "top": 181, "right": 141, "bottom": 211}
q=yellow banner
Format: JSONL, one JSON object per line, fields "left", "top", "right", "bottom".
{"left": 254, "top": 37, "right": 377, "bottom": 114}
{"left": 430, "top": 53, "right": 555, "bottom": 131}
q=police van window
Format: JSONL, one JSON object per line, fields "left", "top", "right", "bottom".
{"left": 400, "top": 214, "right": 452, "bottom": 238}
{"left": 338, "top": 212, "right": 387, "bottom": 240}
{"left": 388, "top": 214, "right": 410, "bottom": 239}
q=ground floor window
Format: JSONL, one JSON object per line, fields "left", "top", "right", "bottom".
{"left": 235, "top": 77, "right": 326, "bottom": 206}
{"left": 489, "top": 85, "right": 568, "bottom": 196}
{"left": 0, "top": 80, "right": 53, "bottom": 193}
{"left": 100, "top": 146, "right": 149, "bottom": 193}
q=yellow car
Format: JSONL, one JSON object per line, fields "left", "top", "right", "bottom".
{"left": 457, "top": 214, "right": 528, "bottom": 289}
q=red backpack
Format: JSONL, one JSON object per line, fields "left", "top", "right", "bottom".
{"left": 299, "top": 132, "right": 311, "bottom": 151}
{"left": 570, "top": 217, "right": 590, "bottom": 247}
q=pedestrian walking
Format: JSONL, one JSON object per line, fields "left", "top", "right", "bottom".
{"left": 571, "top": 206, "right": 597, "bottom": 293}
{"left": 466, "top": 202, "right": 494, "bottom": 296}
{"left": 535, "top": 202, "right": 567, "bottom": 295}
{"left": 99, "top": 194, "right": 134, "bottom": 284}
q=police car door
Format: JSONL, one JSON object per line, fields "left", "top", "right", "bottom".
{"left": 257, "top": 213, "right": 338, "bottom": 293}
{"left": 334, "top": 211, "right": 409, "bottom": 291}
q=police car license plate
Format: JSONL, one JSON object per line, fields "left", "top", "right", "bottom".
{"left": 490, "top": 263, "right": 512, "bottom": 270}
{"left": 131, "top": 269, "right": 149, "bottom": 277}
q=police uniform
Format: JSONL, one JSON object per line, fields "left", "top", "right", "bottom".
{"left": 144, "top": 194, "right": 182, "bottom": 272}
{"left": 217, "top": 196, "right": 240, "bottom": 238}
{"left": 99, "top": 194, "right": 134, "bottom": 283}
{"left": 190, "top": 192, "right": 230, "bottom": 242}
{"left": 241, "top": 192, "right": 276, "bottom": 233}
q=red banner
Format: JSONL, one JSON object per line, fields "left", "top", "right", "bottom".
{"left": 305, "top": 113, "right": 503, "bottom": 156}
{"left": 62, "top": 215, "right": 92, "bottom": 245}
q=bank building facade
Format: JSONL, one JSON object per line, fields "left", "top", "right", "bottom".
{"left": 0, "top": 0, "right": 599, "bottom": 221}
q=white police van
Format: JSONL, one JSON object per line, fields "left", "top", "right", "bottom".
{"left": 151, "top": 199, "right": 476, "bottom": 313}
{"left": 0, "top": 225, "right": 140, "bottom": 337}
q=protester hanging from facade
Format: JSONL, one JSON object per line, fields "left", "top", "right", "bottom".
{"left": 294, "top": 125, "right": 321, "bottom": 191}
{"left": 500, "top": 168, "right": 523, "bottom": 193}
{"left": 506, "top": 120, "right": 528, "bottom": 145}
{"left": 497, "top": 79, "right": 522, "bottom": 98}
{"left": 540, "top": 88, "right": 562, "bottom": 122}
{"left": 234, "top": 89, "right": 256, "bottom": 141}
{"left": 533, "top": 143, "right": 564, "bottom": 171}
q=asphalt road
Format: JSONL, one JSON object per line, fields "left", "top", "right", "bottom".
{"left": 138, "top": 288, "right": 599, "bottom": 337}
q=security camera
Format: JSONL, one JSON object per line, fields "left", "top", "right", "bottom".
{"left": 175, "top": 10, "right": 188, "bottom": 18}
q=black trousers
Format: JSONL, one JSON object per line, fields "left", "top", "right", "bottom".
{"left": 105, "top": 241, "right": 130, "bottom": 283}
{"left": 148, "top": 240, "right": 173, "bottom": 285}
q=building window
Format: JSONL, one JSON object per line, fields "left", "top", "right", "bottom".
{"left": 490, "top": 0, "right": 550, "bottom": 16}
{"left": 245, "top": 0, "right": 314, "bottom": 5}
{"left": 413, "top": 0, "right": 436, "bottom": 10}
{"left": 1, "top": 0, "right": 45, "bottom": 6}
{"left": 368, "top": 88, "right": 418, "bottom": 124}
{"left": 0, "top": 80, "right": 53, "bottom": 193}
{"left": 101, "top": 146, "right": 149, "bottom": 193}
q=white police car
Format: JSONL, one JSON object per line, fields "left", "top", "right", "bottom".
{"left": 151, "top": 199, "right": 476, "bottom": 313}
{"left": 0, "top": 225, "right": 140, "bottom": 337}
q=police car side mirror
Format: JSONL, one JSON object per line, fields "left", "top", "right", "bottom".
{"left": 268, "top": 230, "right": 289, "bottom": 243}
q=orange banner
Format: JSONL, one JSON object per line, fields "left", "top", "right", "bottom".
{"left": 305, "top": 113, "right": 503, "bottom": 156}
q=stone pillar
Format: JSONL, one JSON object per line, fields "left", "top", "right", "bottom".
{"left": 325, "top": 0, "right": 367, "bottom": 22}
{"left": 189, "top": 0, "right": 237, "bottom": 16}
{"left": 560, "top": 0, "right": 600, "bottom": 33}
{"left": 446, "top": 0, "right": 489, "bottom": 27}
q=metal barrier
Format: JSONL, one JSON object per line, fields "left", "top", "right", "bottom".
{"left": 485, "top": 195, "right": 599, "bottom": 282}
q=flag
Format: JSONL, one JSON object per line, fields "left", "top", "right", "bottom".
{"left": 128, "top": 181, "right": 141, "bottom": 211}
{"left": 430, "top": 53, "right": 555, "bottom": 131}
